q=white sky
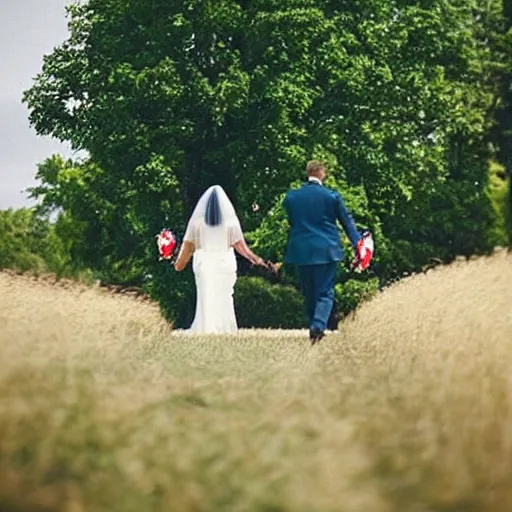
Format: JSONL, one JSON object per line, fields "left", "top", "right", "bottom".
{"left": 0, "top": 0, "right": 79, "bottom": 209}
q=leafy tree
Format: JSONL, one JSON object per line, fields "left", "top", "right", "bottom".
{"left": 29, "top": 154, "right": 159, "bottom": 285}
{"left": 22, "top": 0, "right": 511, "bottom": 325}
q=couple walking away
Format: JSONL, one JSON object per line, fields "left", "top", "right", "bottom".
{"left": 173, "top": 160, "right": 362, "bottom": 344}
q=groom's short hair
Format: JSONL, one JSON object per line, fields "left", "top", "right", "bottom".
{"left": 306, "top": 160, "right": 325, "bottom": 176}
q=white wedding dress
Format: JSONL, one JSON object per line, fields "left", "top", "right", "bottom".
{"left": 182, "top": 186, "right": 243, "bottom": 334}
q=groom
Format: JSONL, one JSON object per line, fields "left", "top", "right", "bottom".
{"left": 283, "top": 160, "right": 362, "bottom": 344}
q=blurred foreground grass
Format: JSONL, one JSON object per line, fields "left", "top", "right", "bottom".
{"left": 1, "top": 250, "right": 512, "bottom": 512}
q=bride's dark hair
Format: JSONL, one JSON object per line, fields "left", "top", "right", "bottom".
{"left": 205, "top": 188, "right": 222, "bottom": 226}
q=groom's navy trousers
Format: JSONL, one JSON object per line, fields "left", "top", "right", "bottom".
{"left": 298, "top": 262, "right": 337, "bottom": 331}
{"left": 283, "top": 180, "right": 361, "bottom": 332}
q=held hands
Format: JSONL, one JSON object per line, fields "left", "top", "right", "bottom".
{"left": 253, "top": 257, "right": 280, "bottom": 275}
{"left": 265, "top": 261, "right": 281, "bottom": 274}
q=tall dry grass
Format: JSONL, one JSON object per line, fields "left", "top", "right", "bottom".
{"left": 0, "top": 250, "right": 512, "bottom": 512}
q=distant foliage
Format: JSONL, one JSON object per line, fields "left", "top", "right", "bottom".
{"left": 20, "top": 0, "right": 512, "bottom": 326}
{"left": 0, "top": 209, "right": 46, "bottom": 273}
{"left": 0, "top": 208, "right": 93, "bottom": 281}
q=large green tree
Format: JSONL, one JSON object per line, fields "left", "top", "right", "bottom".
{"left": 23, "top": 0, "right": 509, "bottom": 324}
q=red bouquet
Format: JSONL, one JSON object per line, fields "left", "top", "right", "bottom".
{"left": 351, "top": 231, "right": 374, "bottom": 272}
{"left": 156, "top": 228, "right": 178, "bottom": 261}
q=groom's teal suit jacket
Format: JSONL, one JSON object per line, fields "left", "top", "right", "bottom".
{"left": 283, "top": 180, "right": 361, "bottom": 266}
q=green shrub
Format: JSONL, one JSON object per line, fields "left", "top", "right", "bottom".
{"left": 150, "top": 257, "right": 379, "bottom": 330}
{"left": 0, "top": 209, "right": 48, "bottom": 274}
{"left": 233, "top": 275, "right": 379, "bottom": 330}
{"left": 146, "top": 261, "right": 196, "bottom": 329}
{"left": 234, "top": 276, "right": 307, "bottom": 329}
{"left": 486, "top": 160, "right": 511, "bottom": 246}
{"left": 151, "top": 271, "right": 307, "bottom": 330}
{"left": 334, "top": 278, "right": 380, "bottom": 319}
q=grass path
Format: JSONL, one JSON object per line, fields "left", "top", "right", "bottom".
{"left": 1, "top": 250, "right": 512, "bottom": 512}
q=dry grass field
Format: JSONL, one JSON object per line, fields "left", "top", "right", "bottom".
{"left": 1, "top": 250, "right": 512, "bottom": 512}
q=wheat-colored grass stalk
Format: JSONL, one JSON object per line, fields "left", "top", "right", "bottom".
{"left": 0, "top": 249, "right": 511, "bottom": 511}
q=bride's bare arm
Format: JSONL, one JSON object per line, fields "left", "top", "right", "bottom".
{"left": 233, "top": 237, "right": 266, "bottom": 267}
{"left": 174, "top": 241, "right": 194, "bottom": 271}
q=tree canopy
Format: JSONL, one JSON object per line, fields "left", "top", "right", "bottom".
{"left": 22, "top": 0, "right": 511, "bottom": 325}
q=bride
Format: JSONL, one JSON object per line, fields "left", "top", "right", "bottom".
{"left": 173, "top": 185, "right": 270, "bottom": 333}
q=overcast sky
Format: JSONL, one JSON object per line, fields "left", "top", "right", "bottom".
{"left": 0, "top": 0, "right": 80, "bottom": 209}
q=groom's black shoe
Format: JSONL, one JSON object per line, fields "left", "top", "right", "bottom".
{"left": 309, "top": 327, "right": 324, "bottom": 345}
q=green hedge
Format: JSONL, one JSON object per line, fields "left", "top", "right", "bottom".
{"left": 148, "top": 262, "right": 197, "bottom": 328}
{"left": 234, "top": 275, "right": 379, "bottom": 329}
{"left": 234, "top": 276, "right": 307, "bottom": 329}
{"left": 334, "top": 278, "right": 380, "bottom": 318}
{"left": 151, "top": 267, "right": 379, "bottom": 330}
{"left": 151, "top": 272, "right": 308, "bottom": 330}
